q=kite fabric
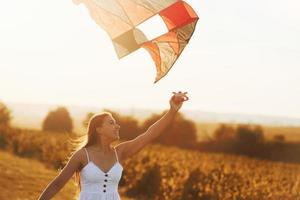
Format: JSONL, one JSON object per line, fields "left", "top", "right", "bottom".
{"left": 73, "top": 0, "right": 199, "bottom": 83}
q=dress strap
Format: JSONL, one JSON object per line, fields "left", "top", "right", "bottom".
{"left": 84, "top": 148, "right": 90, "bottom": 162}
{"left": 114, "top": 147, "right": 119, "bottom": 162}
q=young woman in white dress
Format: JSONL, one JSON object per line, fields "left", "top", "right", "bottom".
{"left": 38, "top": 91, "right": 189, "bottom": 200}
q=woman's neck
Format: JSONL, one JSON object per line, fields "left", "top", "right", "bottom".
{"left": 89, "top": 145, "right": 113, "bottom": 154}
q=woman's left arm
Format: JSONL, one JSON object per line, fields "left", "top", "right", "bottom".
{"left": 116, "top": 91, "right": 189, "bottom": 160}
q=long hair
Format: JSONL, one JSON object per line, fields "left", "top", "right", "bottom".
{"left": 67, "top": 111, "right": 112, "bottom": 197}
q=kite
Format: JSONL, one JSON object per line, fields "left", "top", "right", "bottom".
{"left": 73, "top": 0, "right": 199, "bottom": 83}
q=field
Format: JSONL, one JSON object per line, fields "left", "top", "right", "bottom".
{"left": 1, "top": 139, "right": 300, "bottom": 199}
{"left": 0, "top": 149, "right": 76, "bottom": 200}
{"left": 1, "top": 123, "right": 300, "bottom": 199}
{"left": 120, "top": 144, "right": 300, "bottom": 200}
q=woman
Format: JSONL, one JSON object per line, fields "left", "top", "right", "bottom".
{"left": 38, "top": 91, "right": 189, "bottom": 200}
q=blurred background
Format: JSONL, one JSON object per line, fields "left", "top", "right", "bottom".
{"left": 0, "top": 0, "right": 300, "bottom": 199}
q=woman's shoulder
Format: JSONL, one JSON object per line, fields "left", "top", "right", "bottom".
{"left": 73, "top": 147, "right": 86, "bottom": 156}
{"left": 70, "top": 148, "right": 87, "bottom": 167}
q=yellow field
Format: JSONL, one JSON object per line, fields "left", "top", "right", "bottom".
{"left": 121, "top": 144, "right": 300, "bottom": 200}
{"left": 1, "top": 143, "right": 300, "bottom": 199}
{"left": 0, "top": 149, "right": 77, "bottom": 200}
{"left": 263, "top": 126, "right": 300, "bottom": 141}
{"left": 1, "top": 125, "right": 300, "bottom": 199}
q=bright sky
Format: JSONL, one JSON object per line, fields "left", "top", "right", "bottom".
{"left": 0, "top": 0, "right": 300, "bottom": 118}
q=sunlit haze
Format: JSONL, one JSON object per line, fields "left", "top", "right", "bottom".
{"left": 0, "top": 0, "right": 300, "bottom": 119}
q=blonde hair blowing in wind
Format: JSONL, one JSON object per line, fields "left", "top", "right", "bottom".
{"left": 65, "top": 111, "right": 112, "bottom": 198}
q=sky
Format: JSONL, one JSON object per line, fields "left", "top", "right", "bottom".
{"left": 0, "top": 0, "right": 300, "bottom": 119}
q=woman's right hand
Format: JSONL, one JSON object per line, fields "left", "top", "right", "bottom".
{"left": 169, "top": 91, "right": 189, "bottom": 112}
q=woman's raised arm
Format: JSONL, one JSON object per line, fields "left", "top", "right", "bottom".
{"left": 116, "top": 91, "right": 189, "bottom": 161}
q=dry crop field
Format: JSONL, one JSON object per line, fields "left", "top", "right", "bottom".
{"left": 0, "top": 127, "right": 299, "bottom": 199}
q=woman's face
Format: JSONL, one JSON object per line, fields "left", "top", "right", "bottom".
{"left": 96, "top": 115, "right": 120, "bottom": 140}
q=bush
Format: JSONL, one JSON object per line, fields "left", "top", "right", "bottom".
{"left": 0, "top": 102, "right": 12, "bottom": 127}
{"left": 181, "top": 167, "right": 246, "bottom": 200}
{"left": 42, "top": 106, "right": 73, "bottom": 132}
{"left": 0, "top": 125, "right": 10, "bottom": 149}
{"left": 181, "top": 169, "right": 206, "bottom": 200}
{"left": 235, "top": 124, "right": 264, "bottom": 144}
{"left": 141, "top": 111, "right": 197, "bottom": 148}
{"left": 126, "top": 164, "right": 162, "bottom": 199}
{"left": 213, "top": 123, "right": 235, "bottom": 142}
{"left": 0, "top": 127, "right": 73, "bottom": 169}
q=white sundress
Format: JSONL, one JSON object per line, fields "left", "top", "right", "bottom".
{"left": 77, "top": 147, "right": 123, "bottom": 200}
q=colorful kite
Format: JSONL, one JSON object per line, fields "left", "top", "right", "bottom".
{"left": 73, "top": 0, "right": 199, "bottom": 83}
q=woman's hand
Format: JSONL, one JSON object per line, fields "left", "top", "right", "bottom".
{"left": 169, "top": 91, "right": 189, "bottom": 112}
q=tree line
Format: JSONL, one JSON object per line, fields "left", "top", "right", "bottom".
{"left": 1, "top": 101, "right": 299, "bottom": 163}
{"left": 0, "top": 102, "right": 197, "bottom": 148}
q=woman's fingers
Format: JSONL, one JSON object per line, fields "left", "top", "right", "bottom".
{"left": 182, "top": 94, "right": 189, "bottom": 101}
{"left": 172, "top": 91, "right": 188, "bottom": 94}
{"left": 171, "top": 91, "right": 189, "bottom": 102}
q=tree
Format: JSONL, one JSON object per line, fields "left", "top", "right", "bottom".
{"left": 42, "top": 107, "right": 73, "bottom": 132}
{"left": 235, "top": 124, "right": 264, "bottom": 144}
{"left": 0, "top": 102, "right": 12, "bottom": 127}
{"left": 141, "top": 110, "right": 197, "bottom": 148}
{"left": 213, "top": 123, "right": 235, "bottom": 142}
